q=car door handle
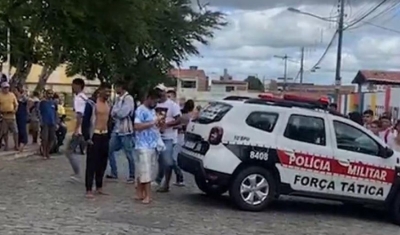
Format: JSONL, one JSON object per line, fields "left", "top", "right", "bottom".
{"left": 338, "top": 159, "right": 350, "bottom": 166}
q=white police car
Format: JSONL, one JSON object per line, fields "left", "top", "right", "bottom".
{"left": 177, "top": 94, "right": 400, "bottom": 225}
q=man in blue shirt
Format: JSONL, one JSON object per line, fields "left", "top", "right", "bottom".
{"left": 106, "top": 81, "right": 136, "bottom": 183}
{"left": 39, "top": 89, "right": 58, "bottom": 159}
{"left": 134, "top": 88, "right": 160, "bottom": 204}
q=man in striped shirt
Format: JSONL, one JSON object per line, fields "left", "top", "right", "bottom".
{"left": 106, "top": 81, "right": 135, "bottom": 183}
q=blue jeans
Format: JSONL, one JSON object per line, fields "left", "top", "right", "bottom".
{"left": 173, "top": 144, "right": 184, "bottom": 182}
{"left": 108, "top": 133, "right": 135, "bottom": 179}
{"left": 155, "top": 139, "right": 183, "bottom": 184}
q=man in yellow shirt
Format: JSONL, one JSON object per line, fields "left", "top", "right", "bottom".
{"left": 0, "top": 82, "right": 18, "bottom": 150}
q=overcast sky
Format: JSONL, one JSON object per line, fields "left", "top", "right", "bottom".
{"left": 182, "top": 0, "right": 400, "bottom": 85}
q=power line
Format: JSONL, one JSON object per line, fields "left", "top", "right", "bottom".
{"left": 345, "top": 0, "right": 389, "bottom": 29}
{"left": 363, "top": 21, "right": 400, "bottom": 34}
{"left": 378, "top": 7, "right": 400, "bottom": 25}
{"left": 309, "top": 31, "right": 338, "bottom": 70}
{"left": 363, "top": 1, "right": 400, "bottom": 22}
{"left": 347, "top": 0, "right": 400, "bottom": 30}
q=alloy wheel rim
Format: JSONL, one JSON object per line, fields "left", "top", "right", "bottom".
{"left": 240, "top": 174, "right": 269, "bottom": 206}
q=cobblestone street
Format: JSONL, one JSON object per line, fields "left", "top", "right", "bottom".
{"left": 0, "top": 153, "right": 399, "bottom": 235}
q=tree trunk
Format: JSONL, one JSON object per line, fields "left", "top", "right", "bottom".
{"left": 10, "top": 60, "right": 33, "bottom": 87}
{"left": 34, "top": 65, "right": 53, "bottom": 92}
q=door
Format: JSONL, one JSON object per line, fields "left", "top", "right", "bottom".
{"left": 276, "top": 113, "right": 335, "bottom": 195}
{"left": 329, "top": 118, "right": 397, "bottom": 201}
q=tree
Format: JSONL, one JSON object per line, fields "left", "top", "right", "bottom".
{"left": 33, "top": 0, "right": 86, "bottom": 90}
{"left": 0, "top": 0, "right": 226, "bottom": 93}
{"left": 64, "top": 0, "right": 226, "bottom": 98}
{"left": 245, "top": 75, "right": 264, "bottom": 91}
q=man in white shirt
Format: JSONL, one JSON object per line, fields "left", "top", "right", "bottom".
{"left": 66, "top": 78, "right": 88, "bottom": 182}
{"left": 154, "top": 84, "right": 181, "bottom": 192}
{"left": 165, "top": 89, "right": 185, "bottom": 186}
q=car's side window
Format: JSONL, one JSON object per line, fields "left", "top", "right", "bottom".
{"left": 333, "top": 121, "right": 380, "bottom": 156}
{"left": 246, "top": 112, "right": 278, "bottom": 132}
{"left": 284, "top": 114, "right": 326, "bottom": 146}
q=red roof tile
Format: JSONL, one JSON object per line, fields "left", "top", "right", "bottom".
{"left": 169, "top": 69, "right": 207, "bottom": 80}
{"left": 352, "top": 70, "right": 400, "bottom": 84}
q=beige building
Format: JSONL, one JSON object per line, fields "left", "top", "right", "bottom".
{"left": 210, "top": 80, "right": 248, "bottom": 92}
{"left": 23, "top": 64, "right": 100, "bottom": 94}
{"left": 170, "top": 66, "right": 208, "bottom": 93}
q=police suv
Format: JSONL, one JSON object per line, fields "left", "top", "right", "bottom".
{"left": 177, "top": 94, "right": 400, "bottom": 225}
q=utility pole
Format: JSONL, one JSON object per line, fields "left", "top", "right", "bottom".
{"left": 334, "top": 0, "right": 345, "bottom": 102}
{"left": 262, "top": 76, "right": 266, "bottom": 92}
{"left": 273, "top": 54, "right": 289, "bottom": 91}
{"left": 299, "top": 47, "right": 304, "bottom": 85}
{"left": 5, "top": 28, "right": 10, "bottom": 80}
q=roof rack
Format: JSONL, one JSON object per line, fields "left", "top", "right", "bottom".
{"left": 244, "top": 94, "right": 346, "bottom": 118}
{"left": 223, "top": 95, "right": 251, "bottom": 101}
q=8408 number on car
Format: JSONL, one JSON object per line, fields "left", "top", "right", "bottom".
{"left": 250, "top": 151, "right": 269, "bottom": 161}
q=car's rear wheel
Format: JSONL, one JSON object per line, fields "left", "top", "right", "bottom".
{"left": 229, "top": 166, "right": 276, "bottom": 211}
{"left": 195, "top": 175, "right": 228, "bottom": 196}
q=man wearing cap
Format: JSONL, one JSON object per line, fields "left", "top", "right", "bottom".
{"left": 0, "top": 82, "right": 18, "bottom": 150}
{"left": 154, "top": 84, "right": 182, "bottom": 192}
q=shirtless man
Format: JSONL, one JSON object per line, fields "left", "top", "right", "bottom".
{"left": 82, "top": 83, "right": 112, "bottom": 198}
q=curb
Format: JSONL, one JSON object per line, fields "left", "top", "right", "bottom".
{"left": 1, "top": 147, "right": 39, "bottom": 161}
{"left": 4, "top": 152, "right": 37, "bottom": 161}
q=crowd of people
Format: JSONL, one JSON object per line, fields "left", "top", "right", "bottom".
{"left": 65, "top": 79, "right": 200, "bottom": 203}
{"left": 6, "top": 76, "right": 399, "bottom": 204}
{"left": 330, "top": 101, "right": 400, "bottom": 151}
{"left": 0, "top": 79, "right": 67, "bottom": 155}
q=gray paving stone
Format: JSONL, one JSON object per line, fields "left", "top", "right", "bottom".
{"left": 0, "top": 152, "right": 399, "bottom": 235}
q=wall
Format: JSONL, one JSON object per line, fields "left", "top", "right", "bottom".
{"left": 210, "top": 84, "right": 247, "bottom": 93}
{"left": 177, "top": 90, "right": 259, "bottom": 106}
{"left": 339, "top": 87, "right": 400, "bottom": 121}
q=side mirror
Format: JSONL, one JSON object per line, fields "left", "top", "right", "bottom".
{"left": 381, "top": 147, "right": 394, "bottom": 159}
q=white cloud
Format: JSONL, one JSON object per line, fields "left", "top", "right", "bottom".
{"left": 183, "top": 1, "right": 400, "bottom": 84}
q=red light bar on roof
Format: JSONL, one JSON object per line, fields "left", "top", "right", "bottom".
{"left": 318, "top": 96, "right": 330, "bottom": 104}
{"left": 283, "top": 94, "right": 329, "bottom": 105}
{"left": 258, "top": 93, "right": 274, "bottom": 99}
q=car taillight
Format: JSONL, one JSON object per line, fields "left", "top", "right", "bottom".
{"left": 208, "top": 127, "right": 223, "bottom": 145}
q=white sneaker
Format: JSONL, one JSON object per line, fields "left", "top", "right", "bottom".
{"left": 69, "top": 175, "right": 81, "bottom": 183}
{"left": 151, "top": 181, "right": 160, "bottom": 187}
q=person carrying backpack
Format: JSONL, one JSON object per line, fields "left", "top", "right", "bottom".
{"left": 105, "top": 81, "right": 136, "bottom": 183}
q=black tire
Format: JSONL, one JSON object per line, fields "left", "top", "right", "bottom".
{"left": 229, "top": 166, "right": 276, "bottom": 212}
{"left": 391, "top": 193, "right": 400, "bottom": 225}
{"left": 195, "top": 175, "right": 228, "bottom": 196}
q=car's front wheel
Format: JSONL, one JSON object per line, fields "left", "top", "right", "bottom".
{"left": 229, "top": 166, "right": 276, "bottom": 212}
{"left": 194, "top": 175, "right": 228, "bottom": 196}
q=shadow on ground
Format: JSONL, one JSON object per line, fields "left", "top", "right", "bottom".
{"left": 175, "top": 193, "right": 390, "bottom": 224}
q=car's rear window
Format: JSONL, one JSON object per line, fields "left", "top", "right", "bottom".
{"left": 194, "top": 102, "right": 232, "bottom": 124}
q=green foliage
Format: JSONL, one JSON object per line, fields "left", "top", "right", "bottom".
{"left": 0, "top": 0, "right": 226, "bottom": 93}
{"left": 245, "top": 75, "right": 265, "bottom": 91}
